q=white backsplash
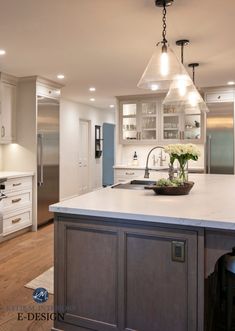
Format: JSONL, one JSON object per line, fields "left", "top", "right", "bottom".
{"left": 116, "top": 144, "right": 205, "bottom": 169}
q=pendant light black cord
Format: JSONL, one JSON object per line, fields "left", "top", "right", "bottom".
{"left": 188, "top": 63, "right": 199, "bottom": 84}
{"left": 192, "top": 66, "right": 195, "bottom": 83}
{"left": 162, "top": 2, "right": 168, "bottom": 52}
{"left": 162, "top": 3, "right": 167, "bottom": 44}
{"left": 181, "top": 44, "right": 184, "bottom": 64}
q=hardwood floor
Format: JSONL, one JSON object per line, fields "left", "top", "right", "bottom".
{"left": 0, "top": 223, "right": 54, "bottom": 331}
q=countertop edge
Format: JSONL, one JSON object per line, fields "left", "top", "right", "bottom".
{"left": 0, "top": 171, "right": 35, "bottom": 179}
{"left": 49, "top": 206, "right": 235, "bottom": 231}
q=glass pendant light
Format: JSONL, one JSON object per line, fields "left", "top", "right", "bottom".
{"left": 163, "top": 41, "right": 209, "bottom": 114}
{"left": 137, "top": 0, "right": 192, "bottom": 91}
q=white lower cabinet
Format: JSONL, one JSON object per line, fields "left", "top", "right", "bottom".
{"left": 2, "top": 176, "right": 33, "bottom": 236}
{"left": 3, "top": 209, "right": 32, "bottom": 236}
{"left": 114, "top": 168, "right": 144, "bottom": 183}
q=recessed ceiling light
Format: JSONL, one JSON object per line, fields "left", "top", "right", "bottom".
{"left": 57, "top": 74, "right": 65, "bottom": 79}
{"left": 109, "top": 104, "right": 115, "bottom": 108}
{"left": 151, "top": 84, "right": 159, "bottom": 91}
{"left": 227, "top": 81, "right": 235, "bottom": 85}
{"left": 90, "top": 98, "right": 95, "bottom": 102}
{"left": 89, "top": 87, "right": 96, "bottom": 92}
{"left": 0, "top": 49, "right": 6, "bottom": 55}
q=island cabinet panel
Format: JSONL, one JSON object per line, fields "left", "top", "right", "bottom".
{"left": 55, "top": 221, "right": 119, "bottom": 331}
{"left": 124, "top": 231, "right": 196, "bottom": 331}
{"left": 53, "top": 215, "right": 200, "bottom": 331}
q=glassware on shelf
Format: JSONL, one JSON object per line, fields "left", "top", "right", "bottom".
{"left": 142, "top": 117, "right": 156, "bottom": 130}
{"left": 141, "top": 103, "right": 156, "bottom": 115}
{"left": 142, "top": 130, "right": 156, "bottom": 140}
{"left": 123, "top": 104, "right": 136, "bottom": 116}
{"left": 164, "top": 130, "right": 179, "bottom": 139}
{"left": 163, "top": 105, "right": 177, "bottom": 114}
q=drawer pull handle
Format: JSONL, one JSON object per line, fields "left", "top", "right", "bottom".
{"left": 1, "top": 126, "right": 5, "bottom": 138}
{"left": 12, "top": 198, "right": 22, "bottom": 203}
{"left": 126, "top": 172, "right": 135, "bottom": 175}
{"left": 13, "top": 183, "right": 22, "bottom": 187}
{"left": 12, "top": 218, "right": 21, "bottom": 224}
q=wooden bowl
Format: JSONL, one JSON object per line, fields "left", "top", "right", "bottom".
{"left": 145, "top": 181, "right": 194, "bottom": 196}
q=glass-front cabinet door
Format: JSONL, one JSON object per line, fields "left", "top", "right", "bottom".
{"left": 162, "top": 105, "right": 181, "bottom": 141}
{"left": 161, "top": 105, "right": 204, "bottom": 143}
{"left": 120, "top": 99, "right": 159, "bottom": 143}
{"left": 139, "top": 101, "right": 157, "bottom": 141}
{"left": 183, "top": 114, "right": 202, "bottom": 141}
{"left": 121, "top": 102, "right": 138, "bottom": 141}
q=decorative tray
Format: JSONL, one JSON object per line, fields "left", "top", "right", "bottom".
{"left": 145, "top": 181, "right": 194, "bottom": 196}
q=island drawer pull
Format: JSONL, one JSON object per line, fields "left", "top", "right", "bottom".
{"left": 12, "top": 218, "right": 21, "bottom": 224}
{"left": 13, "top": 183, "right": 22, "bottom": 187}
{"left": 12, "top": 198, "right": 22, "bottom": 203}
{"left": 125, "top": 172, "right": 135, "bottom": 175}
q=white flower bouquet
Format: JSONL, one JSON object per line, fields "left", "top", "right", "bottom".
{"left": 164, "top": 144, "right": 200, "bottom": 181}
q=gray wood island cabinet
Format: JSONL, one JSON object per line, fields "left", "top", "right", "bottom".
{"left": 50, "top": 174, "right": 235, "bottom": 331}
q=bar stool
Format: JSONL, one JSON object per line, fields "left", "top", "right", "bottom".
{"left": 225, "top": 248, "right": 235, "bottom": 331}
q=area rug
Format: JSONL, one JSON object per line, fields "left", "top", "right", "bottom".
{"left": 25, "top": 266, "right": 54, "bottom": 294}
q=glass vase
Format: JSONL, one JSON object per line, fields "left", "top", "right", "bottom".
{"left": 177, "top": 162, "right": 188, "bottom": 182}
{"left": 168, "top": 164, "right": 175, "bottom": 181}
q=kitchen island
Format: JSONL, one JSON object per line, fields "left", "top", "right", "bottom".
{"left": 50, "top": 173, "right": 235, "bottom": 331}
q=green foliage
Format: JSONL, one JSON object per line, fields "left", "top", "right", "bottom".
{"left": 156, "top": 178, "right": 184, "bottom": 187}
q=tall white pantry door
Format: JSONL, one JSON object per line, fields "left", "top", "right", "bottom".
{"left": 78, "top": 119, "right": 90, "bottom": 194}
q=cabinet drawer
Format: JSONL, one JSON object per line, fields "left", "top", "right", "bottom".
{"left": 3, "top": 190, "right": 32, "bottom": 213}
{"left": 205, "top": 91, "right": 234, "bottom": 103}
{"left": 3, "top": 209, "right": 32, "bottom": 236}
{"left": 4, "top": 176, "right": 32, "bottom": 192}
{"left": 115, "top": 169, "right": 143, "bottom": 179}
{"left": 37, "top": 83, "right": 60, "bottom": 99}
{"left": 114, "top": 169, "right": 143, "bottom": 184}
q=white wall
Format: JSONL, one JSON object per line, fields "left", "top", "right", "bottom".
{"left": 116, "top": 144, "right": 205, "bottom": 169}
{"left": 60, "top": 99, "right": 115, "bottom": 201}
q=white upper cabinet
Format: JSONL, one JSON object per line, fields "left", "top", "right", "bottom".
{"left": 118, "top": 96, "right": 204, "bottom": 145}
{"left": 36, "top": 78, "right": 61, "bottom": 100}
{"left": 0, "top": 74, "right": 17, "bottom": 144}
{"left": 119, "top": 98, "right": 161, "bottom": 144}
{"left": 205, "top": 90, "right": 234, "bottom": 103}
{"left": 161, "top": 104, "right": 204, "bottom": 143}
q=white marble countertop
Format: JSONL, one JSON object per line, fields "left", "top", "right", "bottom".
{"left": 50, "top": 173, "right": 235, "bottom": 230}
{"left": 0, "top": 171, "right": 34, "bottom": 179}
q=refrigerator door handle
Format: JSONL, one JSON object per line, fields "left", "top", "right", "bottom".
{"left": 38, "top": 134, "right": 44, "bottom": 186}
{"left": 207, "top": 135, "right": 212, "bottom": 174}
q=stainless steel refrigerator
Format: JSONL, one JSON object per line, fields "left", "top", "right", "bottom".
{"left": 37, "top": 97, "right": 59, "bottom": 227}
{"left": 206, "top": 102, "right": 234, "bottom": 174}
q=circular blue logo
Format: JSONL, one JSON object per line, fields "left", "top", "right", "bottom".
{"left": 32, "top": 287, "right": 49, "bottom": 304}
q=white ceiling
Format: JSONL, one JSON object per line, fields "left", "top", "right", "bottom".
{"left": 0, "top": 0, "right": 234, "bottom": 109}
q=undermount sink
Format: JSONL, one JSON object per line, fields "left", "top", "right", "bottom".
{"left": 112, "top": 179, "right": 156, "bottom": 190}
{"left": 130, "top": 180, "right": 156, "bottom": 185}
